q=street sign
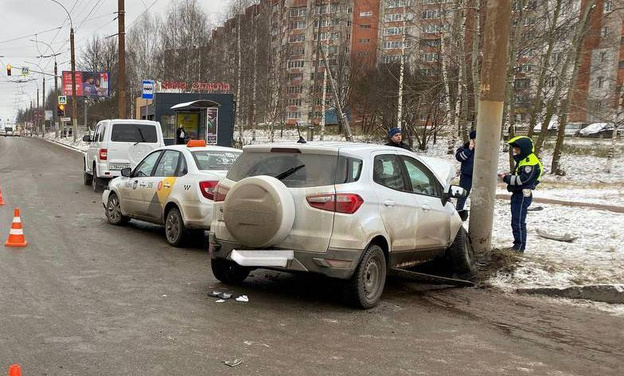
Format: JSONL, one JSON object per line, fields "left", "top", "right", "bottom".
{"left": 60, "top": 117, "right": 71, "bottom": 122}
{"left": 21, "top": 67, "right": 29, "bottom": 76}
{"left": 58, "top": 96, "right": 67, "bottom": 105}
{"left": 45, "top": 110, "right": 53, "bottom": 121}
{"left": 142, "top": 80, "right": 154, "bottom": 100}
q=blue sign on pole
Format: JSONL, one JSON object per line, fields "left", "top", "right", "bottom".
{"left": 142, "top": 80, "right": 154, "bottom": 100}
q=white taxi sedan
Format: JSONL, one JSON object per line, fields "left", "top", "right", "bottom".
{"left": 102, "top": 140, "right": 242, "bottom": 246}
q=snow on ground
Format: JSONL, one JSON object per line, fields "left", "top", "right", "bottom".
{"left": 479, "top": 200, "right": 624, "bottom": 289}
{"left": 43, "top": 128, "right": 624, "bottom": 293}
{"left": 44, "top": 132, "right": 90, "bottom": 152}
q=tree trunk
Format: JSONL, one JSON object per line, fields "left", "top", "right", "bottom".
{"left": 551, "top": 0, "right": 597, "bottom": 175}
{"left": 471, "top": 0, "right": 481, "bottom": 121}
{"left": 528, "top": 0, "right": 563, "bottom": 140}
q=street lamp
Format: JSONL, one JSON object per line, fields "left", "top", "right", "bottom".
{"left": 49, "top": 0, "right": 78, "bottom": 142}
{"left": 31, "top": 39, "right": 62, "bottom": 138}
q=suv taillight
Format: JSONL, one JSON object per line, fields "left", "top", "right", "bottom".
{"left": 307, "top": 194, "right": 363, "bottom": 214}
{"left": 213, "top": 183, "right": 230, "bottom": 202}
{"left": 99, "top": 148, "right": 108, "bottom": 160}
{"left": 199, "top": 181, "right": 219, "bottom": 200}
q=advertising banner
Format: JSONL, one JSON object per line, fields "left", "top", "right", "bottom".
{"left": 62, "top": 71, "right": 110, "bottom": 97}
{"left": 176, "top": 113, "right": 199, "bottom": 140}
{"left": 206, "top": 107, "right": 218, "bottom": 145}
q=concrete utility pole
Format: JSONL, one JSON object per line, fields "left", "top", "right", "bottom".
{"left": 42, "top": 77, "right": 46, "bottom": 137}
{"left": 468, "top": 0, "right": 512, "bottom": 253}
{"left": 118, "top": 0, "right": 126, "bottom": 119}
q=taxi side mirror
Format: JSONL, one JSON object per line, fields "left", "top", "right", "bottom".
{"left": 442, "top": 185, "right": 467, "bottom": 206}
{"left": 121, "top": 168, "right": 132, "bottom": 177}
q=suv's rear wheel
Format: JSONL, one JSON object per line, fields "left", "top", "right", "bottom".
{"left": 211, "top": 258, "right": 250, "bottom": 284}
{"left": 165, "top": 207, "right": 186, "bottom": 247}
{"left": 106, "top": 193, "right": 129, "bottom": 225}
{"left": 346, "top": 244, "right": 387, "bottom": 309}
{"left": 447, "top": 227, "right": 476, "bottom": 279}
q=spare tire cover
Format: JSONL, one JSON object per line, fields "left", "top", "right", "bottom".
{"left": 128, "top": 144, "right": 153, "bottom": 167}
{"left": 223, "top": 176, "right": 295, "bottom": 248}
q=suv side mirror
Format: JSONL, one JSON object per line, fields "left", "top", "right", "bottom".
{"left": 121, "top": 167, "right": 132, "bottom": 177}
{"left": 82, "top": 135, "right": 92, "bottom": 142}
{"left": 442, "top": 185, "right": 467, "bottom": 206}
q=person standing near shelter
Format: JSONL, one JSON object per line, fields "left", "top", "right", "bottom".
{"left": 498, "top": 136, "right": 543, "bottom": 253}
{"left": 385, "top": 127, "right": 412, "bottom": 151}
{"left": 455, "top": 130, "right": 476, "bottom": 213}
{"left": 176, "top": 125, "right": 186, "bottom": 144}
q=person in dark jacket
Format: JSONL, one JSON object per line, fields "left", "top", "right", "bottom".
{"left": 498, "top": 136, "right": 543, "bottom": 253}
{"left": 455, "top": 130, "right": 476, "bottom": 212}
{"left": 176, "top": 125, "right": 186, "bottom": 145}
{"left": 385, "top": 127, "right": 412, "bottom": 151}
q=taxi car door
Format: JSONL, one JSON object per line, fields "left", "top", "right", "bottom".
{"left": 122, "top": 151, "right": 161, "bottom": 216}
{"left": 143, "top": 150, "right": 184, "bottom": 221}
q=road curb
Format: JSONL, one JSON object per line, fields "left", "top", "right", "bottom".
{"left": 43, "top": 137, "right": 86, "bottom": 155}
{"left": 517, "top": 284, "right": 624, "bottom": 304}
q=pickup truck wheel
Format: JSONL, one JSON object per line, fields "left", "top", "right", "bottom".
{"left": 84, "top": 172, "right": 93, "bottom": 186}
{"left": 106, "top": 193, "right": 129, "bottom": 225}
{"left": 447, "top": 227, "right": 476, "bottom": 279}
{"left": 211, "top": 258, "right": 250, "bottom": 284}
{"left": 346, "top": 244, "right": 386, "bottom": 309}
{"left": 165, "top": 207, "right": 186, "bottom": 247}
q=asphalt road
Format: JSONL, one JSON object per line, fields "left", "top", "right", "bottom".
{"left": 0, "top": 136, "right": 622, "bottom": 376}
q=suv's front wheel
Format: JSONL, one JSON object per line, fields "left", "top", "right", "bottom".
{"left": 346, "top": 244, "right": 387, "bottom": 309}
{"left": 446, "top": 227, "right": 476, "bottom": 279}
{"left": 211, "top": 258, "right": 250, "bottom": 284}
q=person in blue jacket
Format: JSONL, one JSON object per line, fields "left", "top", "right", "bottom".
{"left": 455, "top": 130, "right": 476, "bottom": 213}
{"left": 498, "top": 136, "right": 543, "bottom": 253}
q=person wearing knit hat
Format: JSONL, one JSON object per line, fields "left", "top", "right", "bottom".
{"left": 455, "top": 130, "right": 477, "bottom": 215}
{"left": 385, "top": 127, "right": 412, "bottom": 151}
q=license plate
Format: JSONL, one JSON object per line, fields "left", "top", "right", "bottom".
{"left": 109, "top": 164, "right": 129, "bottom": 170}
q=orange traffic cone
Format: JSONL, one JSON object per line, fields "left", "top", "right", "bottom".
{"left": 0, "top": 187, "right": 5, "bottom": 205}
{"left": 5, "top": 208, "right": 27, "bottom": 247}
{"left": 8, "top": 364, "right": 22, "bottom": 376}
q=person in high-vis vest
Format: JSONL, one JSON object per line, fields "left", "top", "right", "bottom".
{"left": 498, "top": 136, "right": 543, "bottom": 252}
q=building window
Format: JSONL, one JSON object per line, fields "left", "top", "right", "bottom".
{"left": 602, "top": 27, "right": 610, "bottom": 38}
{"left": 290, "top": 7, "right": 307, "bottom": 17}
{"left": 287, "top": 99, "right": 302, "bottom": 106}
{"left": 514, "top": 78, "right": 530, "bottom": 89}
{"left": 600, "top": 51, "right": 607, "bottom": 63}
{"left": 289, "top": 34, "right": 306, "bottom": 43}
{"left": 359, "top": 24, "right": 371, "bottom": 29}
{"left": 290, "top": 21, "right": 306, "bottom": 30}
{"left": 421, "top": 52, "right": 439, "bottom": 62}
{"left": 604, "top": 1, "right": 613, "bottom": 12}
{"left": 288, "top": 73, "right": 303, "bottom": 81}
{"left": 597, "top": 76, "right": 605, "bottom": 89}
{"left": 286, "top": 111, "right": 302, "bottom": 119}
{"left": 290, "top": 46, "right": 305, "bottom": 56}
{"left": 287, "top": 86, "right": 303, "bottom": 94}
{"left": 360, "top": 11, "right": 373, "bottom": 17}
{"left": 359, "top": 38, "right": 371, "bottom": 44}
{"left": 287, "top": 60, "right": 305, "bottom": 68}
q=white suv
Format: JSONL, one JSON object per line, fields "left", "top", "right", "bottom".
{"left": 84, "top": 119, "right": 165, "bottom": 191}
{"left": 209, "top": 142, "right": 474, "bottom": 308}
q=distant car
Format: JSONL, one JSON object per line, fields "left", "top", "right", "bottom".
{"left": 533, "top": 119, "right": 558, "bottom": 134}
{"left": 564, "top": 122, "right": 586, "bottom": 137}
{"left": 578, "top": 123, "right": 615, "bottom": 138}
{"left": 84, "top": 119, "right": 166, "bottom": 191}
{"left": 209, "top": 142, "right": 474, "bottom": 308}
{"left": 102, "top": 140, "right": 242, "bottom": 246}
{"left": 3, "top": 126, "right": 13, "bottom": 136}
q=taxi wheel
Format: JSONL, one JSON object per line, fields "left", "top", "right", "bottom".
{"left": 106, "top": 193, "right": 129, "bottom": 225}
{"left": 165, "top": 207, "right": 186, "bottom": 247}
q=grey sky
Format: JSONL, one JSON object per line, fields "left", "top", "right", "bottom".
{"left": 0, "top": 0, "right": 231, "bottom": 122}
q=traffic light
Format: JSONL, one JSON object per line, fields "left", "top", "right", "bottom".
{"left": 57, "top": 104, "right": 65, "bottom": 117}
{"left": 6, "top": 64, "right": 11, "bottom": 76}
